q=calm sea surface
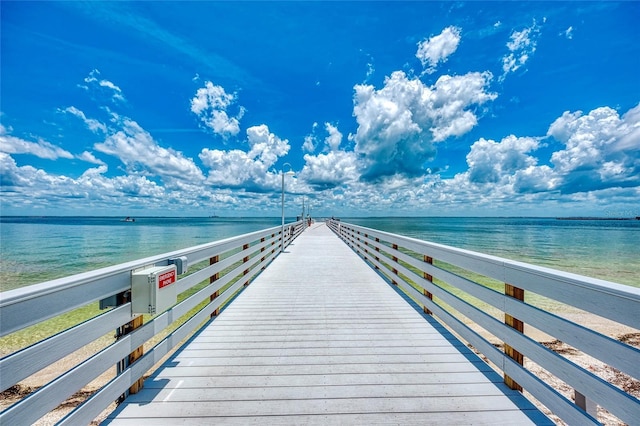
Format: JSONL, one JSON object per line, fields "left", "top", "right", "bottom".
{"left": 0, "top": 216, "right": 283, "bottom": 292}
{"left": 1, "top": 216, "right": 638, "bottom": 292}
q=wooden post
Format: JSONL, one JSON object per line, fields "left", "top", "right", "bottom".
{"left": 423, "top": 255, "right": 434, "bottom": 315}
{"left": 210, "top": 255, "right": 220, "bottom": 318}
{"left": 504, "top": 283, "right": 524, "bottom": 391}
{"left": 575, "top": 390, "right": 597, "bottom": 418}
{"left": 271, "top": 233, "right": 276, "bottom": 254}
{"left": 391, "top": 243, "right": 399, "bottom": 285}
{"left": 260, "top": 237, "right": 266, "bottom": 270}
{"left": 374, "top": 238, "right": 380, "bottom": 269}
{"left": 113, "top": 292, "right": 144, "bottom": 401}
{"left": 116, "top": 312, "right": 145, "bottom": 400}
{"left": 243, "top": 243, "right": 250, "bottom": 285}
{"left": 127, "top": 315, "right": 144, "bottom": 394}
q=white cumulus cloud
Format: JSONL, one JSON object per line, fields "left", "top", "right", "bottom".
{"left": 94, "top": 115, "right": 205, "bottom": 183}
{"left": 301, "top": 151, "right": 358, "bottom": 190}
{"left": 547, "top": 104, "right": 640, "bottom": 193}
{"left": 199, "top": 124, "right": 290, "bottom": 191}
{"left": 352, "top": 70, "right": 496, "bottom": 180}
{"left": 324, "top": 123, "right": 343, "bottom": 152}
{"left": 466, "top": 135, "right": 541, "bottom": 184}
{"left": 246, "top": 124, "right": 290, "bottom": 167}
{"left": 302, "top": 134, "right": 317, "bottom": 153}
{"left": 416, "top": 26, "right": 462, "bottom": 74}
{"left": 451, "top": 104, "right": 640, "bottom": 200}
{"left": 300, "top": 123, "right": 357, "bottom": 189}
{"left": 191, "top": 81, "right": 245, "bottom": 139}
{"left": 302, "top": 122, "right": 320, "bottom": 153}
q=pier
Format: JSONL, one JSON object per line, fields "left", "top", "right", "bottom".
{"left": 104, "top": 223, "right": 547, "bottom": 424}
{"left": 1, "top": 221, "right": 638, "bottom": 424}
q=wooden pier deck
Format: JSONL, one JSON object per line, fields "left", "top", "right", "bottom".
{"left": 104, "top": 223, "right": 550, "bottom": 425}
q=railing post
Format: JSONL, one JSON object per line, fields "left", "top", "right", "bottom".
{"left": 116, "top": 312, "right": 144, "bottom": 401}
{"left": 374, "top": 238, "right": 380, "bottom": 269}
{"left": 127, "top": 315, "right": 144, "bottom": 394}
{"left": 423, "top": 255, "right": 434, "bottom": 315}
{"left": 271, "top": 233, "right": 276, "bottom": 254}
{"left": 210, "top": 255, "right": 220, "bottom": 318}
{"left": 504, "top": 283, "right": 524, "bottom": 391}
{"left": 260, "top": 237, "right": 266, "bottom": 270}
{"left": 575, "top": 390, "right": 598, "bottom": 418}
{"left": 391, "top": 243, "right": 399, "bottom": 285}
{"left": 243, "top": 243, "right": 250, "bottom": 286}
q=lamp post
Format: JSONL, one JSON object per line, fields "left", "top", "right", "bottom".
{"left": 281, "top": 163, "right": 294, "bottom": 253}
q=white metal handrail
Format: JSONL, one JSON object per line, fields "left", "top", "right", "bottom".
{"left": 328, "top": 219, "right": 640, "bottom": 426}
{"left": 0, "top": 220, "right": 305, "bottom": 424}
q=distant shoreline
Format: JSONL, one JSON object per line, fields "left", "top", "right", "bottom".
{"left": 2, "top": 215, "right": 639, "bottom": 220}
{"left": 556, "top": 217, "right": 640, "bottom": 221}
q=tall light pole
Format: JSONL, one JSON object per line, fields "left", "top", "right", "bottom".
{"left": 281, "top": 163, "right": 294, "bottom": 253}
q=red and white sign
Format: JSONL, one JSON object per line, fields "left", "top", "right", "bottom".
{"left": 158, "top": 269, "right": 176, "bottom": 289}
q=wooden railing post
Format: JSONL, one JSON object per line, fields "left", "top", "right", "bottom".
{"left": 210, "top": 255, "right": 220, "bottom": 317}
{"left": 271, "top": 233, "right": 276, "bottom": 254}
{"left": 116, "top": 312, "right": 144, "bottom": 401}
{"left": 260, "top": 237, "right": 266, "bottom": 270}
{"left": 113, "top": 291, "right": 144, "bottom": 400}
{"left": 423, "top": 255, "right": 433, "bottom": 315}
{"left": 575, "top": 390, "right": 598, "bottom": 418}
{"left": 363, "top": 234, "right": 369, "bottom": 256}
{"left": 374, "top": 238, "right": 380, "bottom": 269}
{"left": 243, "top": 243, "right": 250, "bottom": 285}
{"left": 504, "top": 283, "right": 524, "bottom": 391}
{"left": 127, "top": 315, "right": 144, "bottom": 394}
{"left": 391, "top": 243, "right": 399, "bottom": 285}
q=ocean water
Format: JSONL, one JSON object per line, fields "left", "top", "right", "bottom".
{"left": 1, "top": 216, "right": 638, "bottom": 292}
{"left": 0, "top": 216, "right": 284, "bottom": 292}
{"left": 344, "top": 217, "right": 640, "bottom": 289}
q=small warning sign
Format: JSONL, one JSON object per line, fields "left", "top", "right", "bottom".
{"left": 158, "top": 269, "right": 176, "bottom": 289}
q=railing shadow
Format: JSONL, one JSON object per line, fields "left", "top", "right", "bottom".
{"left": 382, "top": 274, "right": 544, "bottom": 421}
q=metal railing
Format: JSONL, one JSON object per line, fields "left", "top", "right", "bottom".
{"left": 328, "top": 219, "right": 640, "bottom": 425}
{"left": 0, "top": 220, "right": 305, "bottom": 425}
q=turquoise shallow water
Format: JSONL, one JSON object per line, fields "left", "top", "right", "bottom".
{"left": 344, "top": 217, "right": 640, "bottom": 289}
{"left": 1, "top": 216, "right": 638, "bottom": 292}
{"left": 0, "top": 216, "right": 284, "bottom": 292}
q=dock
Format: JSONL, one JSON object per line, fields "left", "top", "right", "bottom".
{"left": 104, "top": 223, "right": 549, "bottom": 424}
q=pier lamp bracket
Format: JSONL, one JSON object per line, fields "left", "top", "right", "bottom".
{"left": 168, "top": 256, "right": 188, "bottom": 275}
{"left": 99, "top": 290, "right": 131, "bottom": 310}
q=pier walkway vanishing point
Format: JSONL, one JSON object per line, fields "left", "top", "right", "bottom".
{"left": 104, "top": 223, "right": 550, "bottom": 424}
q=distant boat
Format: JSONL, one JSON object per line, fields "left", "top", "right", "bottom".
{"left": 121, "top": 217, "right": 135, "bottom": 222}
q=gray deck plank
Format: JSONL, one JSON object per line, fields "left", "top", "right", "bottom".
{"left": 100, "top": 412, "right": 549, "bottom": 426}
{"left": 107, "top": 397, "right": 543, "bottom": 419}
{"left": 123, "top": 383, "right": 525, "bottom": 403}
{"left": 141, "top": 372, "right": 504, "bottom": 388}
{"left": 103, "top": 223, "right": 551, "bottom": 425}
{"left": 170, "top": 346, "right": 468, "bottom": 357}
{"left": 142, "top": 362, "right": 493, "bottom": 377}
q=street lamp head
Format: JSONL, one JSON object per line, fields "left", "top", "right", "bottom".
{"left": 282, "top": 162, "right": 295, "bottom": 176}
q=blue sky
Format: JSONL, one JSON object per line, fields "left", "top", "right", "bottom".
{"left": 1, "top": 1, "right": 639, "bottom": 217}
